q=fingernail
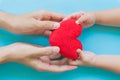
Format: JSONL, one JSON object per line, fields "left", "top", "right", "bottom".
{"left": 75, "top": 21, "right": 79, "bottom": 24}
{"left": 52, "top": 47, "right": 60, "bottom": 53}
{"left": 77, "top": 48, "right": 81, "bottom": 51}
{"left": 77, "top": 49, "right": 81, "bottom": 51}
{"left": 53, "top": 23, "right": 60, "bottom": 29}
{"left": 63, "top": 18, "right": 67, "bottom": 21}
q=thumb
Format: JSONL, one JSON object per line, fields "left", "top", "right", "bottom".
{"left": 33, "top": 46, "right": 60, "bottom": 57}
{"left": 69, "top": 49, "right": 85, "bottom": 65}
{"left": 35, "top": 20, "right": 60, "bottom": 30}
{"left": 76, "top": 49, "right": 84, "bottom": 60}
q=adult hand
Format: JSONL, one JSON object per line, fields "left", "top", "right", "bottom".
{"left": 0, "top": 10, "right": 65, "bottom": 35}
{"left": 0, "top": 43, "right": 77, "bottom": 72}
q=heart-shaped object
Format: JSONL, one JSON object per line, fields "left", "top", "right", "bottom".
{"left": 49, "top": 19, "right": 82, "bottom": 60}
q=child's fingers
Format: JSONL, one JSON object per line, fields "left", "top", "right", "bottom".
{"left": 76, "top": 14, "right": 88, "bottom": 25}
{"left": 68, "top": 49, "right": 83, "bottom": 65}
{"left": 70, "top": 50, "right": 96, "bottom": 66}
{"left": 77, "top": 49, "right": 84, "bottom": 60}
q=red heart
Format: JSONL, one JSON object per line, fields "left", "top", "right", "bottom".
{"left": 49, "top": 19, "right": 82, "bottom": 60}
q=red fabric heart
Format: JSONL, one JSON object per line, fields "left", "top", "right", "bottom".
{"left": 49, "top": 19, "right": 82, "bottom": 60}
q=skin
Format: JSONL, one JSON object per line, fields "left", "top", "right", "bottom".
{"left": 0, "top": 10, "right": 77, "bottom": 72}
{"left": 0, "top": 10, "right": 65, "bottom": 35}
{"left": 65, "top": 8, "right": 120, "bottom": 73}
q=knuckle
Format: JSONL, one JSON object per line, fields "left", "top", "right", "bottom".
{"left": 47, "top": 22, "right": 53, "bottom": 27}
{"left": 42, "top": 22, "right": 48, "bottom": 27}
{"left": 39, "top": 22, "right": 51, "bottom": 29}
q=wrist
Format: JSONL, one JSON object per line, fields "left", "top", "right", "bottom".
{"left": 0, "top": 12, "right": 14, "bottom": 29}
{"left": 87, "top": 12, "right": 96, "bottom": 26}
{"left": 0, "top": 47, "right": 10, "bottom": 64}
{"left": 94, "top": 11, "right": 100, "bottom": 24}
{"left": 89, "top": 55, "right": 102, "bottom": 67}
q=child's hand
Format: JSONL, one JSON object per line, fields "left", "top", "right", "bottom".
{"left": 69, "top": 49, "right": 96, "bottom": 66}
{"left": 64, "top": 12, "right": 96, "bottom": 28}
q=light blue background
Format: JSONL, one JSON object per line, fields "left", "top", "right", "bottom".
{"left": 0, "top": 0, "right": 120, "bottom": 80}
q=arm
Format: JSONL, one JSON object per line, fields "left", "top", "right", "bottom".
{"left": 95, "top": 8, "right": 120, "bottom": 27}
{"left": 0, "top": 12, "right": 11, "bottom": 29}
{"left": 69, "top": 49, "right": 120, "bottom": 73}
{"left": 0, "top": 10, "right": 65, "bottom": 35}
{"left": 93, "top": 55, "right": 120, "bottom": 73}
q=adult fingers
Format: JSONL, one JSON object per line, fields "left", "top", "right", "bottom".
{"left": 30, "top": 46, "right": 60, "bottom": 57}
{"left": 34, "top": 20, "right": 60, "bottom": 30}
{"left": 36, "top": 61, "right": 77, "bottom": 72}
{"left": 27, "top": 59, "right": 77, "bottom": 72}
{"left": 37, "top": 10, "right": 66, "bottom": 21}
{"left": 45, "top": 10, "right": 66, "bottom": 22}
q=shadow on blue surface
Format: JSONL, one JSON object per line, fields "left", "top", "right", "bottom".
{"left": 0, "top": 62, "right": 120, "bottom": 80}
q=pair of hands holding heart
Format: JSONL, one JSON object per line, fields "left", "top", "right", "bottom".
{"left": 0, "top": 10, "right": 95, "bottom": 72}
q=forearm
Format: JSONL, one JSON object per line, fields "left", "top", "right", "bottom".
{"left": 92, "top": 55, "right": 120, "bottom": 73}
{"left": 95, "top": 8, "right": 120, "bottom": 27}
{"left": 0, "top": 47, "right": 9, "bottom": 64}
{"left": 0, "top": 11, "right": 13, "bottom": 29}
